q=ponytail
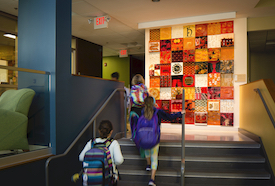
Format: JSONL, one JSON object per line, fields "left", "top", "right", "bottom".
{"left": 144, "top": 96, "right": 155, "bottom": 120}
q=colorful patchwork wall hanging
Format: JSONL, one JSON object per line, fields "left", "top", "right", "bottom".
{"left": 148, "top": 20, "right": 235, "bottom": 126}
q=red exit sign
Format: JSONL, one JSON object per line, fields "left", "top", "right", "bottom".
{"left": 94, "top": 16, "right": 108, "bottom": 29}
{"left": 119, "top": 50, "right": 128, "bottom": 57}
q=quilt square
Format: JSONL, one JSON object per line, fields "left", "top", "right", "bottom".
{"left": 221, "top": 21, "right": 234, "bottom": 34}
{"left": 160, "top": 27, "right": 172, "bottom": 40}
{"left": 185, "top": 100, "right": 195, "bottom": 112}
{"left": 220, "top": 74, "right": 234, "bottom": 87}
{"left": 183, "top": 38, "right": 195, "bottom": 50}
{"left": 220, "top": 87, "right": 234, "bottom": 99}
{"left": 172, "top": 50, "right": 183, "bottom": 62}
{"left": 160, "top": 51, "right": 171, "bottom": 64}
{"left": 183, "top": 87, "right": 195, "bottom": 100}
{"left": 171, "top": 38, "right": 183, "bottom": 51}
{"left": 195, "top": 24, "right": 208, "bottom": 36}
{"left": 150, "top": 29, "right": 160, "bottom": 41}
{"left": 183, "top": 62, "right": 195, "bottom": 75}
{"left": 185, "top": 112, "right": 195, "bottom": 124}
{"left": 195, "top": 49, "right": 209, "bottom": 62}
{"left": 195, "top": 36, "right": 207, "bottom": 49}
{"left": 149, "top": 41, "right": 160, "bottom": 52}
{"left": 149, "top": 70, "right": 154, "bottom": 76}
{"left": 195, "top": 100, "right": 207, "bottom": 112}
{"left": 155, "top": 100, "right": 162, "bottom": 109}
{"left": 161, "top": 100, "right": 171, "bottom": 112}
{"left": 195, "top": 112, "right": 207, "bottom": 125}
{"left": 208, "top": 87, "right": 221, "bottom": 99}
{"left": 183, "top": 25, "right": 195, "bottom": 38}
{"left": 208, "top": 73, "right": 220, "bottom": 87}
{"left": 208, "top": 48, "right": 221, "bottom": 61}
{"left": 183, "top": 50, "right": 195, "bottom": 62}
{"left": 171, "top": 62, "right": 183, "bottom": 76}
{"left": 160, "top": 40, "right": 171, "bottom": 51}
{"left": 150, "top": 76, "right": 160, "bottom": 87}
{"left": 149, "top": 52, "right": 160, "bottom": 65}
{"left": 160, "top": 88, "right": 172, "bottom": 100}
{"left": 195, "top": 87, "right": 207, "bottom": 100}
{"left": 160, "top": 76, "right": 172, "bottom": 87}
{"left": 171, "top": 87, "right": 183, "bottom": 100}
{"left": 195, "top": 74, "right": 208, "bottom": 87}
{"left": 220, "top": 100, "right": 234, "bottom": 113}
{"left": 208, "top": 35, "right": 221, "bottom": 48}
{"left": 195, "top": 62, "right": 208, "bottom": 74}
{"left": 220, "top": 60, "right": 234, "bottom": 74}
{"left": 160, "top": 64, "right": 171, "bottom": 76}
{"left": 154, "top": 70, "right": 160, "bottom": 76}
{"left": 171, "top": 100, "right": 183, "bottom": 112}
{"left": 183, "top": 75, "right": 195, "bottom": 87}
{"left": 221, "top": 34, "right": 234, "bottom": 47}
{"left": 207, "top": 22, "right": 221, "bottom": 35}
{"left": 220, "top": 113, "right": 234, "bottom": 126}
{"left": 208, "top": 61, "right": 221, "bottom": 73}
{"left": 149, "top": 87, "right": 160, "bottom": 100}
{"left": 172, "top": 26, "right": 184, "bottom": 39}
{"left": 208, "top": 111, "right": 220, "bottom": 125}
{"left": 220, "top": 48, "right": 234, "bottom": 61}
{"left": 207, "top": 100, "right": 220, "bottom": 111}
{"left": 172, "top": 75, "right": 183, "bottom": 87}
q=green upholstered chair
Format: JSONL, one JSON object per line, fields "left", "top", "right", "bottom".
{"left": 0, "top": 88, "right": 35, "bottom": 151}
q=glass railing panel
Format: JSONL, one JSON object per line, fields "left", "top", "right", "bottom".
{"left": 0, "top": 66, "right": 50, "bottom": 159}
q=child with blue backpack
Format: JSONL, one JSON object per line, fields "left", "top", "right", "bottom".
{"left": 78, "top": 120, "right": 124, "bottom": 186}
{"left": 137, "top": 96, "right": 184, "bottom": 186}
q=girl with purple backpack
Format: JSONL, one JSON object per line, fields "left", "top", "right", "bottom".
{"left": 141, "top": 96, "right": 185, "bottom": 186}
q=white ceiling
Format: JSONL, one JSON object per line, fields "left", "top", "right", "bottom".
{"left": 0, "top": 0, "right": 275, "bottom": 57}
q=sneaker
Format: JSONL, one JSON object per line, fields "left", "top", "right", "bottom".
{"left": 146, "top": 165, "right": 151, "bottom": 171}
{"left": 148, "top": 179, "right": 156, "bottom": 186}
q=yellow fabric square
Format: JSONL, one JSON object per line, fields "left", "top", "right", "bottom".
{"left": 160, "top": 27, "right": 171, "bottom": 40}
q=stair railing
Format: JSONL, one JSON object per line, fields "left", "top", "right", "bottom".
{"left": 181, "top": 89, "right": 186, "bottom": 186}
{"left": 45, "top": 88, "right": 127, "bottom": 186}
{"left": 254, "top": 88, "right": 275, "bottom": 128}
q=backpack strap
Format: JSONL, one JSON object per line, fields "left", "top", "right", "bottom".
{"left": 104, "top": 138, "right": 114, "bottom": 148}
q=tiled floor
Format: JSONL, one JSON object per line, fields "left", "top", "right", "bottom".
{"left": 160, "top": 124, "right": 254, "bottom": 142}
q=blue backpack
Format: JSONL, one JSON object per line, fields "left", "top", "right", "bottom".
{"left": 135, "top": 109, "right": 160, "bottom": 149}
{"left": 82, "top": 138, "right": 114, "bottom": 186}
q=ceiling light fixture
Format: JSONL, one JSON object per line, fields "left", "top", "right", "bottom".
{"left": 3, "top": 34, "right": 16, "bottom": 39}
{"left": 152, "top": 0, "right": 160, "bottom": 2}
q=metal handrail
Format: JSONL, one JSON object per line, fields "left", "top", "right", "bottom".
{"left": 181, "top": 90, "right": 186, "bottom": 186}
{"left": 254, "top": 88, "right": 275, "bottom": 127}
{"left": 45, "top": 88, "right": 126, "bottom": 186}
{"left": 0, "top": 65, "right": 50, "bottom": 75}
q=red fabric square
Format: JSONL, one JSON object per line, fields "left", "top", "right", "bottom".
{"left": 183, "top": 75, "right": 195, "bottom": 87}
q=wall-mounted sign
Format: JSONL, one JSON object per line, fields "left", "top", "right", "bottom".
{"left": 94, "top": 16, "right": 108, "bottom": 29}
{"left": 119, "top": 49, "right": 128, "bottom": 57}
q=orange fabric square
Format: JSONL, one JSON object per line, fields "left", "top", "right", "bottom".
{"left": 195, "top": 49, "right": 209, "bottom": 62}
{"left": 207, "top": 111, "right": 220, "bottom": 125}
{"left": 160, "top": 51, "right": 171, "bottom": 64}
{"left": 160, "top": 27, "right": 171, "bottom": 40}
{"left": 150, "top": 76, "right": 160, "bottom": 87}
{"left": 221, "top": 74, "right": 234, "bottom": 87}
{"left": 171, "top": 87, "right": 183, "bottom": 100}
{"left": 220, "top": 48, "right": 234, "bottom": 60}
{"left": 149, "top": 87, "right": 160, "bottom": 100}
{"left": 195, "top": 24, "right": 208, "bottom": 36}
{"left": 183, "top": 62, "right": 195, "bottom": 75}
{"left": 208, "top": 73, "right": 220, "bottom": 87}
{"left": 171, "top": 38, "right": 183, "bottom": 51}
{"left": 149, "top": 41, "right": 160, "bottom": 52}
{"left": 220, "top": 87, "right": 234, "bottom": 99}
{"left": 183, "top": 38, "right": 195, "bottom": 50}
{"left": 183, "top": 87, "right": 195, "bottom": 100}
{"left": 150, "top": 29, "right": 160, "bottom": 41}
{"left": 221, "top": 21, "right": 234, "bottom": 34}
{"left": 208, "top": 48, "right": 221, "bottom": 61}
{"left": 207, "top": 22, "right": 221, "bottom": 35}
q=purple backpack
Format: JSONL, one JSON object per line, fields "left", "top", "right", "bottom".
{"left": 135, "top": 110, "right": 160, "bottom": 149}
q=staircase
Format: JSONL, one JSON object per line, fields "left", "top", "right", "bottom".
{"left": 117, "top": 138, "right": 274, "bottom": 186}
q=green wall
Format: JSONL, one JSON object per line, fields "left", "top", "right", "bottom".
{"left": 102, "top": 56, "right": 130, "bottom": 88}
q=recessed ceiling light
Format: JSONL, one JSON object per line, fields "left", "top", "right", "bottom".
{"left": 3, "top": 34, "right": 16, "bottom": 39}
{"left": 152, "top": 0, "right": 160, "bottom": 2}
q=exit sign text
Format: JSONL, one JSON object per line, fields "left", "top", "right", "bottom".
{"left": 94, "top": 16, "right": 108, "bottom": 29}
